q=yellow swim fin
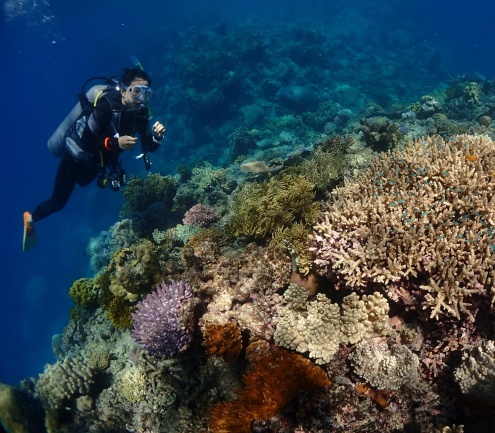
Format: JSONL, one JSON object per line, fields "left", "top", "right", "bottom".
{"left": 22, "top": 212, "right": 37, "bottom": 253}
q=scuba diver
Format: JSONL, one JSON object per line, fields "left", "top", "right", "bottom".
{"left": 23, "top": 67, "right": 166, "bottom": 252}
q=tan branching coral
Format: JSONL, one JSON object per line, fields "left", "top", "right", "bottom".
{"left": 117, "top": 369, "right": 148, "bottom": 403}
{"left": 274, "top": 284, "right": 390, "bottom": 364}
{"left": 208, "top": 348, "right": 331, "bottom": 433}
{"left": 202, "top": 322, "right": 242, "bottom": 362}
{"left": 313, "top": 135, "right": 495, "bottom": 320}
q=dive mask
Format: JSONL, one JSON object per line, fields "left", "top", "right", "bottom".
{"left": 124, "top": 84, "right": 154, "bottom": 103}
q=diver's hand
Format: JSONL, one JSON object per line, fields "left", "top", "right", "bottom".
{"left": 152, "top": 121, "right": 166, "bottom": 141}
{"left": 118, "top": 135, "right": 138, "bottom": 150}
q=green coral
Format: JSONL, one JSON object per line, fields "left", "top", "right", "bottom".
{"left": 188, "top": 163, "right": 227, "bottom": 193}
{"left": 227, "top": 173, "right": 319, "bottom": 238}
{"left": 107, "top": 297, "right": 135, "bottom": 329}
{"left": 446, "top": 81, "right": 482, "bottom": 105}
{"left": 69, "top": 278, "right": 98, "bottom": 308}
{"left": 121, "top": 172, "right": 177, "bottom": 217}
{"left": 284, "top": 146, "right": 347, "bottom": 191}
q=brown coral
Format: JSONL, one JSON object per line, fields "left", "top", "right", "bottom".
{"left": 202, "top": 322, "right": 242, "bottom": 363}
{"left": 107, "top": 239, "right": 162, "bottom": 302}
{"left": 208, "top": 348, "right": 331, "bottom": 433}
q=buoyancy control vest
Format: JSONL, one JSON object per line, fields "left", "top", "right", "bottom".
{"left": 47, "top": 81, "right": 116, "bottom": 158}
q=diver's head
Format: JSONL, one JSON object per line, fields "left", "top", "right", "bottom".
{"left": 120, "top": 68, "right": 153, "bottom": 107}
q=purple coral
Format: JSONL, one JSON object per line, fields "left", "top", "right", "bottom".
{"left": 182, "top": 203, "right": 217, "bottom": 227}
{"left": 131, "top": 280, "right": 194, "bottom": 358}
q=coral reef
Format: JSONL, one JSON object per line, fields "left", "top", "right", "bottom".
{"left": 350, "top": 340, "right": 419, "bottom": 390}
{"left": 227, "top": 173, "right": 319, "bottom": 238}
{"left": 313, "top": 134, "right": 495, "bottom": 321}
{"left": 208, "top": 348, "right": 331, "bottom": 433}
{"left": 274, "top": 284, "right": 391, "bottom": 364}
{"left": 182, "top": 203, "right": 217, "bottom": 227}
{"left": 454, "top": 339, "right": 495, "bottom": 401}
{"left": 13, "top": 16, "right": 495, "bottom": 433}
{"left": 131, "top": 280, "right": 196, "bottom": 358}
{"left": 202, "top": 322, "right": 242, "bottom": 363}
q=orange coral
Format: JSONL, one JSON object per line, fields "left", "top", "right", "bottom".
{"left": 203, "top": 322, "right": 242, "bottom": 363}
{"left": 245, "top": 340, "right": 270, "bottom": 364}
{"left": 209, "top": 348, "right": 331, "bottom": 433}
{"left": 355, "top": 383, "right": 390, "bottom": 409}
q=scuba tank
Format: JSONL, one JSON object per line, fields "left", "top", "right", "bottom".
{"left": 47, "top": 83, "right": 112, "bottom": 157}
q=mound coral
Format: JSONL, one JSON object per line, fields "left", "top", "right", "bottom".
{"left": 208, "top": 348, "right": 331, "bottom": 433}
{"left": 274, "top": 284, "right": 390, "bottom": 364}
{"left": 182, "top": 203, "right": 217, "bottom": 227}
{"left": 69, "top": 278, "right": 98, "bottom": 308}
{"left": 454, "top": 339, "right": 495, "bottom": 400}
{"left": 107, "top": 239, "right": 162, "bottom": 302}
{"left": 35, "top": 356, "right": 94, "bottom": 412}
{"left": 227, "top": 173, "right": 319, "bottom": 238}
{"left": 131, "top": 280, "right": 196, "bottom": 358}
{"left": 313, "top": 134, "right": 495, "bottom": 320}
{"left": 350, "top": 340, "right": 419, "bottom": 390}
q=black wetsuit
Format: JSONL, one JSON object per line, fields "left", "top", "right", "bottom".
{"left": 32, "top": 89, "right": 159, "bottom": 222}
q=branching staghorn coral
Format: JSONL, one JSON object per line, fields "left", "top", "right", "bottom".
{"left": 313, "top": 135, "right": 495, "bottom": 320}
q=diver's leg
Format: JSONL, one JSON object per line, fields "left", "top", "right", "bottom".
{"left": 31, "top": 156, "right": 78, "bottom": 222}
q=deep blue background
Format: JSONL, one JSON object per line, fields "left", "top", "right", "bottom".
{"left": 1, "top": 0, "right": 495, "bottom": 384}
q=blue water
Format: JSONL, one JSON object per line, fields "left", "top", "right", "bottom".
{"left": 1, "top": 0, "right": 495, "bottom": 385}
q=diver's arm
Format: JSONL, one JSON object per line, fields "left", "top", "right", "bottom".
{"left": 138, "top": 120, "right": 166, "bottom": 153}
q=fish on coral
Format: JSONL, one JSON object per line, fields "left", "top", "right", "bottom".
{"left": 240, "top": 160, "right": 283, "bottom": 174}
{"left": 276, "top": 85, "right": 320, "bottom": 112}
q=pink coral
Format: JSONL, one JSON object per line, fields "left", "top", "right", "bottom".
{"left": 182, "top": 204, "right": 217, "bottom": 227}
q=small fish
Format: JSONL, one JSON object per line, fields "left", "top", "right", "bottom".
{"left": 465, "top": 154, "right": 478, "bottom": 162}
